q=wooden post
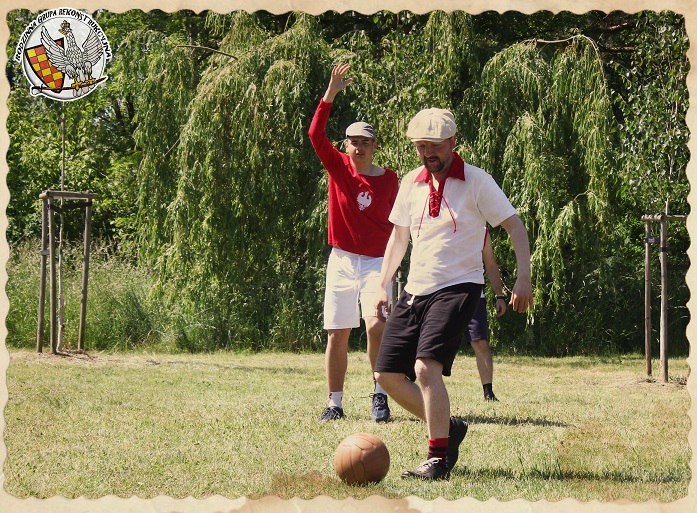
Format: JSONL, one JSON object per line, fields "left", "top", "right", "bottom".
{"left": 641, "top": 213, "right": 686, "bottom": 383}
{"left": 47, "top": 195, "right": 57, "bottom": 353}
{"left": 660, "top": 216, "right": 669, "bottom": 383}
{"left": 644, "top": 220, "right": 652, "bottom": 377}
{"left": 38, "top": 189, "right": 98, "bottom": 353}
{"left": 78, "top": 196, "right": 93, "bottom": 352}
{"left": 36, "top": 198, "right": 49, "bottom": 352}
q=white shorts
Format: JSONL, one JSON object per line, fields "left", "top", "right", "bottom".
{"left": 323, "top": 247, "right": 391, "bottom": 330}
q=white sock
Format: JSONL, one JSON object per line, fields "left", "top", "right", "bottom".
{"left": 374, "top": 381, "right": 387, "bottom": 396}
{"left": 328, "top": 391, "right": 343, "bottom": 408}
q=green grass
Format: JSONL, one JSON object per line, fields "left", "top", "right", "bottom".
{"left": 2, "top": 350, "right": 690, "bottom": 502}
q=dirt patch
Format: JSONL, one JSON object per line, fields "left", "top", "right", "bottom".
{"left": 612, "top": 375, "right": 689, "bottom": 391}
{"left": 7, "top": 350, "right": 163, "bottom": 368}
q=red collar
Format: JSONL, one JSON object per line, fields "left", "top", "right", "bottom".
{"left": 414, "top": 152, "right": 466, "bottom": 183}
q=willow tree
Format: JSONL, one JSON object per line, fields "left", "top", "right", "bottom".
{"left": 109, "top": 29, "right": 206, "bottom": 261}
{"left": 474, "top": 36, "right": 619, "bottom": 354}
{"left": 145, "top": 13, "right": 335, "bottom": 351}
{"left": 338, "top": 11, "right": 481, "bottom": 174}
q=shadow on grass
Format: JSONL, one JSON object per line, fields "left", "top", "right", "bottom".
{"left": 145, "top": 359, "right": 309, "bottom": 375}
{"left": 452, "top": 465, "right": 686, "bottom": 484}
{"left": 260, "top": 471, "right": 404, "bottom": 500}
{"left": 465, "top": 414, "right": 569, "bottom": 428}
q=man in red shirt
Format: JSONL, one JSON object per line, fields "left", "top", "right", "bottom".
{"left": 309, "top": 63, "right": 399, "bottom": 422}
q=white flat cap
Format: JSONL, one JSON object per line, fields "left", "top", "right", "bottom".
{"left": 407, "top": 108, "right": 457, "bottom": 142}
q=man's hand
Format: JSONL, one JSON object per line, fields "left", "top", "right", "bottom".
{"left": 323, "top": 63, "right": 353, "bottom": 103}
{"left": 375, "top": 289, "right": 390, "bottom": 323}
{"left": 495, "top": 297, "right": 507, "bottom": 317}
{"left": 510, "top": 276, "right": 533, "bottom": 313}
{"left": 499, "top": 214, "right": 534, "bottom": 313}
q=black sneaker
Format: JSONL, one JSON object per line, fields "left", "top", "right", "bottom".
{"left": 446, "top": 417, "right": 468, "bottom": 470}
{"left": 370, "top": 393, "right": 390, "bottom": 423}
{"left": 484, "top": 391, "right": 499, "bottom": 402}
{"left": 319, "top": 406, "right": 344, "bottom": 421}
{"left": 401, "top": 458, "right": 450, "bottom": 480}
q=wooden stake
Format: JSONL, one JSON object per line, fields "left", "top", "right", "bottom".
{"left": 78, "top": 196, "right": 93, "bottom": 352}
{"left": 644, "top": 220, "right": 652, "bottom": 377}
{"left": 36, "top": 198, "right": 49, "bottom": 352}
{"left": 47, "top": 196, "right": 57, "bottom": 353}
{"left": 660, "top": 216, "right": 668, "bottom": 383}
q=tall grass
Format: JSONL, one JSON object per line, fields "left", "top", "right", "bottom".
{"left": 5, "top": 239, "right": 177, "bottom": 352}
{"left": 5, "top": 239, "right": 332, "bottom": 354}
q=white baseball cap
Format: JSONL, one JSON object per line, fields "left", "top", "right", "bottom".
{"left": 407, "top": 108, "right": 457, "bottom": 142}
{"left": 345, "top": 121, "right": 376, "bottom": 139}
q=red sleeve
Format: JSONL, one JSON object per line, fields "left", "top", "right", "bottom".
{"left": 308, "top": 99, "right": 345, "bottom": 173}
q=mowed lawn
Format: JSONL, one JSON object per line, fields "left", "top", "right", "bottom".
{"left": 2, "top": 349, "right": 691, "bottom": 503}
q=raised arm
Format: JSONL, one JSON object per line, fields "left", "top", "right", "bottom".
{"left": 498, "top": 214, "right": 533, "bottom": 313}
{"left": 308, "top": 64, "right": 354, "bottom": 169}
{"left": 323, "top": 63, "right": 353, "bottom": 103}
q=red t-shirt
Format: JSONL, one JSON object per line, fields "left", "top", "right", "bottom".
{"left": 308, "top": 99, "right": 399, "bottom": 257}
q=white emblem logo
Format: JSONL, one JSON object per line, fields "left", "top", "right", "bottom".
{"left": 14, "top": 7, "right": 111, "bottom": 101}
{"left": 357, "top": 191, "right": 372, "bottom": 211}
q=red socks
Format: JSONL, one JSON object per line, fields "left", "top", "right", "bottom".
{"left": 428, "top": 437, "right": 449, "bottom": 467}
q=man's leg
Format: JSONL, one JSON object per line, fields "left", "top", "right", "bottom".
{"left": 393, "top": 357, "right": 466, "bottom": 480}
{"left": 366, "top": 316, "right": 391, "bottom": 422}
{"left": 365, "top": 316, "right": 384, "bottom": 371}
{"left": 470, "top": 338, "right": 497, "bottom": 401}
{"left": 470, "top": 339, "right": 493, "bottom": 384}
{"left": 320, "top": 328, "right": 351, "bottom": 420}
{"left": 374, "top": 370, "right": 425, "bottom": 420}
{"left": 414, "top": 357, "right": 449, "bottom": 439}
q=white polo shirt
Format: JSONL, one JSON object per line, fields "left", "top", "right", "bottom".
{"left": 390, "top": 153, "right": 516, "bottom": 296}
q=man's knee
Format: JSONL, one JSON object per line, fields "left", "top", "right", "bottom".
{"left": 414, "top": 358, "right": 444, "bottom": 384}
{"left": 327, "top": 329, "right": 351, "bottom": 347}
{"left": 470, "top": 339, "right": 490, "bottom": 355}
{"left": 374, "top": 371, "right": 403, "bottom": 389}
{"left": 364, "top": 317, "right": 384, "bottom": 337}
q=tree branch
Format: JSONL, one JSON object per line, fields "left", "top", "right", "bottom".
{"left": 175, "top": 45, "right": 237, "bottom": 59}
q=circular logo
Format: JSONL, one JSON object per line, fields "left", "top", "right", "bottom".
{"left": 14, "top": 7, "right": 111, "bottom": 101}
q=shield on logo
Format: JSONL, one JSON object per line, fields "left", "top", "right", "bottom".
{"left": 25, "top": 39, "right": 64, "bottom": 92}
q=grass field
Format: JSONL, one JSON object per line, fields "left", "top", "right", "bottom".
{"left": 1, "top": 349, "right": 691, "bottom": 503}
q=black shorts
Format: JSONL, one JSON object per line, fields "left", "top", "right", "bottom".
{"left": 463, "top": 296, "right": 489, "bottom": 343}
{"left": 375, "top": 282, "right": 483, "bottom": 381}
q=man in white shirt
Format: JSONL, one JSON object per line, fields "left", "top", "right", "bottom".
{"left": 373, "top": 108, "right": 533, "bottom": 480}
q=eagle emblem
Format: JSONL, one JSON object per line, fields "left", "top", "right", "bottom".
{"left": 15, "top": 8, "right": 111, "bottom": 101}
{"left": 40, "top": 21, "right": 103, "bottom": 97}
{"left": 357, "top": 191, "right": 372, "bottom": 211}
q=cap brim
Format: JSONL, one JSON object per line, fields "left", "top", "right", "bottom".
{"left": 409, "top": 136, "right": 448, "bottom": 143}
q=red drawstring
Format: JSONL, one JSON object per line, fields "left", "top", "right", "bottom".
{"left": 416, "top": 180, "right": 457, "bottom": 237}
{"left": 417, "top": 196, "right": 428, "bottom": 238}
{"left": 441, "top": 194, "right": 457, "bottom": 233}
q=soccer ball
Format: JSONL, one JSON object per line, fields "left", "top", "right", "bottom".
{"left": 334, "top": 432, "right": 390, "bottom": 485}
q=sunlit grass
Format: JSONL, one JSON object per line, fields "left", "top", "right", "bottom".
{"left": 3, "top": 351, "right": 690, "bottom": 502}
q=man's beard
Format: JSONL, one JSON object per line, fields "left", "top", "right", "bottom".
{"left": 423, "top": 156, "right": 445, "bottom": 173}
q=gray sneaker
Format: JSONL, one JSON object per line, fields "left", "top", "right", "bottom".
{"left": 371, "top": 393, "right": 390, "bottom": 422}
